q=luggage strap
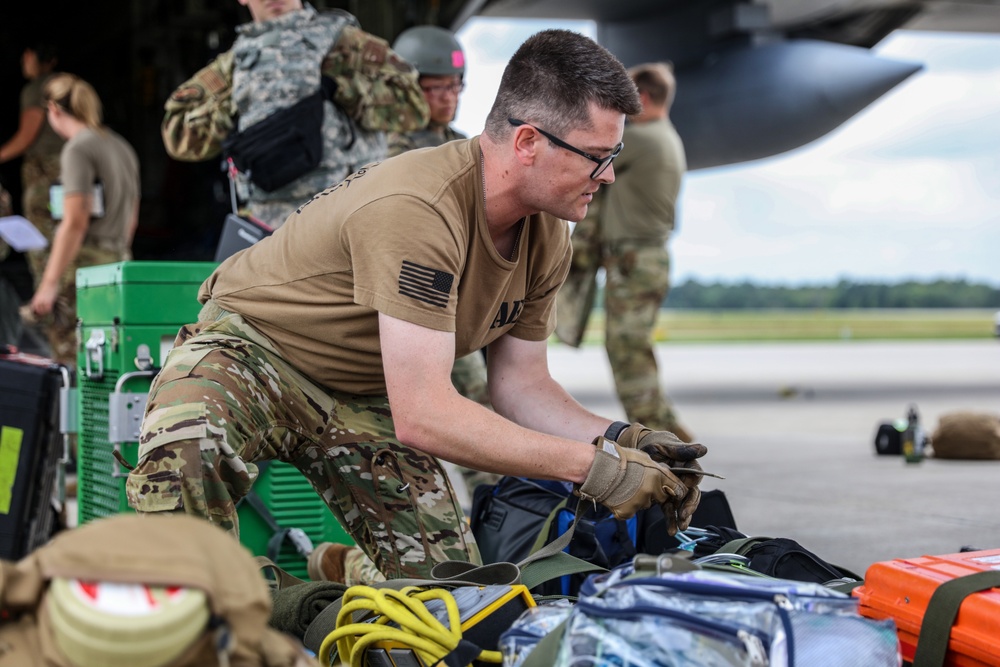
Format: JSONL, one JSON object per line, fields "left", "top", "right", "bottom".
{"left": 912, "top": 570, "right": 1000, "bottom": 667}
{"left": 301, "top": 506, "right": 604, "bottom": 655}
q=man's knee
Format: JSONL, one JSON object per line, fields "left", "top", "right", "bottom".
{"left": 126, "top": 439, "right": 242, "bottom": 535}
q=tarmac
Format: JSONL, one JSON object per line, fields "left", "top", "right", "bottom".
{"left": 539, "top": 338, "right": 1000, "bottom": 577}
{"left": 64, "top": 338, "right": 999, "bottom": 578}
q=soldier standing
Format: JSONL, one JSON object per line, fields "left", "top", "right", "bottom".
{"left": 27, "top": 74, "right": 140, "bottom": 367}
{"left": 556, "top": 62, "right": 693, "bottom": 441}
{"left": 161, "top": 0, "right": 428, "bottom": 229}
{"left": 0, "top": 42, "right": 64, "bottom": 353}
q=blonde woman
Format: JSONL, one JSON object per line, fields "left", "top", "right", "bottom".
{"left": 30, "top": 73, "right": 140, "bottom": 365}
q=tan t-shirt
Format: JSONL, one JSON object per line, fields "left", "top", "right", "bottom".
{"left": 601, "top": 117, "right": 686, "bottom": 243}
{"left": 61, "top": 127, "right": 140, "bottom": 247}
{"left": 202, "top": 137, "right": 571, "bottom": 395}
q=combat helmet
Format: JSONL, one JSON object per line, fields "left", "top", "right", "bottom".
{"left": 393, "top": 25, "right": 465, "bottom": 77}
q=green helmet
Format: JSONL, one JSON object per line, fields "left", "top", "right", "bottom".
{"left": 393, "top": 25, "right": 465, "bottom": 77}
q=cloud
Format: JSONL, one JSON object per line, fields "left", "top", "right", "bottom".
{"left": 676, "top": 31, "right": 1000, "bottom": 286}
{"left": 451, "top": 21, "right": 1000, "bottom": 287}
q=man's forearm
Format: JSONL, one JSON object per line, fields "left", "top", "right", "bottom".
{"left": 391, "top": 388, "right": 597, "bottom": 485}
{"left": 490, "top": 373, "right": 613, "bottom": 443}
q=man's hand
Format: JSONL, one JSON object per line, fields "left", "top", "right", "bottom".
{"left": 614, "top": 423, "right": 708, "bottom": 535}
{"left": 576, "top": 437, "right": 688, "bottom": 523}
{"left": 615, "top": 422, "right": 707, "bottom": 462}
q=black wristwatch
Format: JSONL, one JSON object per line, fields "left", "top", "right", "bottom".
{"left": 603, "top": 421, "right": 630, "bottom": 442}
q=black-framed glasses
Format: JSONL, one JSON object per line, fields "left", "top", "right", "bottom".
{"left": 509, "top": 118, "right": 623, "bottom": 179}
{"left": 421, "top": 82, "right": 465, "bottom": 96}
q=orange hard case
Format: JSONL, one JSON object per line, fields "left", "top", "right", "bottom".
{"left": 853, "top": 549, "right": 1000, "bottom": 666}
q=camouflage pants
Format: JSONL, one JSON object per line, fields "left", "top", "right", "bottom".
{"left": 555, "top": 212, "right": 601, "bottom": 348}
{"left": 603, "top": 240, "right": 682, "bottom": 432}
{"left": 21, "top": 154, "right": 61, "bottom": 285}
{"left": 125, "top": 307, "right": 480, "bottom": 581}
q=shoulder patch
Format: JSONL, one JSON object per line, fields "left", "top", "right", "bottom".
{"left": 398, "top": 261, "right": 454, "bottom": 308}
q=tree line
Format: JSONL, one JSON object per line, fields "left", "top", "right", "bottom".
{"left": 662, "top": 278, "right": 1000, "bottom": 309}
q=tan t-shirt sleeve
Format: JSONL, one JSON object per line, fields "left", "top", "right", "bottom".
{"left": 346, "top": 195, "right": 466, "bottom": 332}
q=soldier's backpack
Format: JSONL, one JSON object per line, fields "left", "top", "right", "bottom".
{"left": 692, "top": 525, "right": 864, "bottom": 593}
{"left": 470, "top": 476, "right": 737, "bottom": 596}
{"left": 0, "top": 513, "right": 313, "bottom": 667}
{"left": 930, "top": 411, "right": 1000, "bottom": 459}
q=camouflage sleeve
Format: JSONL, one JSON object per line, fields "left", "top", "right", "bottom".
{"left": 161, "top": 50, "right": 237, "bottom": 162}
{"left": 386, "top": 131, "right": 416, "bottom": 158}
{"left": 322, "top": 25, "right": 430, "bottom": 134}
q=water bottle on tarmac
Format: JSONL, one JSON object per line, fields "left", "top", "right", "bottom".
{"left": 902, "top": 404, "right": 924, "bottom": 464}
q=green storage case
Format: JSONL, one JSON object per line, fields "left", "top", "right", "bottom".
{"left": 76, "top": 261, "right": 352, "bottom": 579}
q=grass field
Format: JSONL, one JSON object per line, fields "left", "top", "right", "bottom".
{"left": 564, "top": 309, "right": 1000, "bottom": 344}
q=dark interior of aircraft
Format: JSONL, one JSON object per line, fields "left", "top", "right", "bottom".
{"left": 0, "top": 1, "right": 451, "bottom": 263}
{"left": 1, "top": 0, "right": 962, "bottom": 264}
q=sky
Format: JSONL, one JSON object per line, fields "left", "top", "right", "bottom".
{"left": 453, "top": 20, "right": 1000, "bottom": 287}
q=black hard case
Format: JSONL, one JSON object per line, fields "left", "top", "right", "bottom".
{"left": 213, "top": 213, "right": 273, "bottom": 263}
{"left": 0, "top": 351, "right": 66, "bottom": 559}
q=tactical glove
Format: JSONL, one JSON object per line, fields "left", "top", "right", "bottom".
{"left": 614, "top": 422, "right": 707, "bottom": 462}
{"left": 576, "top": 437, "right": 688, "bottom": 521}
{"left": 614, "top": 422, "right": 708, "bottom": 535}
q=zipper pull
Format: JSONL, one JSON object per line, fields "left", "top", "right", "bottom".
{"left": 773, "top": 593, "right": 794, "bottom": 610}
{"left": 738, "top": 629, "right": 769, "bottom": 666}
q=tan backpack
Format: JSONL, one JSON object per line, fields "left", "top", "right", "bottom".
{"left": 0, "top": 514, "right": 316, "bottom": 667}
{"left": 930, "top": 411, "right": 1000, "bottom": 460}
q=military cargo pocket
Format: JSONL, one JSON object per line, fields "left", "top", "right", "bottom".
{"left": 126, "top": 467, "right": 185, "bottom": 513}
{"left": 152, "top": 342, "right": 224, "bottom": 386}
{"left": 370, "top": 447, "right": 471, "bottom": 578}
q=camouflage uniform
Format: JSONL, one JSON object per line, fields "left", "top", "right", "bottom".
{"left": 126, "top": 304, "right": 479, "bottom": 582}
{"left": 387, "top": 123, "right": 465, "bottom": 157}
{"left": 387, "top": 122, "right": 501, "bottom": 495}
{"left": 20, "top": 242, "right": 126, "bottom": 366}
{"left": 162, "top": 5, "right": 428, "bottom": 229}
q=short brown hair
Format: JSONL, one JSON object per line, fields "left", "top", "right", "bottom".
{"left": 630, "top": 62, "right": 676, "bottom": 108}
{"left": 485, "top": 30, "right": 640, "bottom": 139}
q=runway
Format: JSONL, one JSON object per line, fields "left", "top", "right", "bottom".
{"left": 545, "top": 339, "right": 1000, "bottom": 575}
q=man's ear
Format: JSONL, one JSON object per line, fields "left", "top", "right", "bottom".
{"left": 510, "top": 125, "right": 539, "bottom": 167}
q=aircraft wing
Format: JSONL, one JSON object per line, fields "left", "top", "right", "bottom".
{"left": 432, "top": 0, "right": 1000, "bottom": 169}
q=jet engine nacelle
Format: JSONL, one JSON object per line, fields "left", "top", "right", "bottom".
{"left": 670, "top": 39, "right": 922, "bottom": 170}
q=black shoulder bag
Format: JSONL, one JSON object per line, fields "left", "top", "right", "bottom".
{"left": 222, "top": 78, "right": 336, "bottom": 192}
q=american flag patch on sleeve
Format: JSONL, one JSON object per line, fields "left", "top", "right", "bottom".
{"left": 398, "top": 260, "right": 454, "bottom": 307}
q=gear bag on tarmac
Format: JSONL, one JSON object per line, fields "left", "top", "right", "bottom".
{"left": 0, "top": 513, "right": 314, "bottom": 667}
{"left": 508, "top": 556, "right": 900, "bottom": 667}
{"left": 470, "top": 476, "right": 738, "bottom": 596}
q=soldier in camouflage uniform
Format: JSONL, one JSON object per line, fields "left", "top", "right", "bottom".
{"left": 388, "top": 26, "right": 500, "bottom": 498}
{"left": 556, "top": 62, "right": 692, "bottom": 441}
{"left": 23, "top": 74, "right": 139, "bottom": 367}
{"left": 161, "top": 0, "right": 429, "bottom": 230}
{"left": 0, "top": 43, "right": 64, "bottom": 352}
{"left": 125, "top": 30, "right": 708, "bottom": 587}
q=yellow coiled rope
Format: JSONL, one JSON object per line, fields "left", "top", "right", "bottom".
{"left": 318, "top": 585, "right": 503, "bottom": 667}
